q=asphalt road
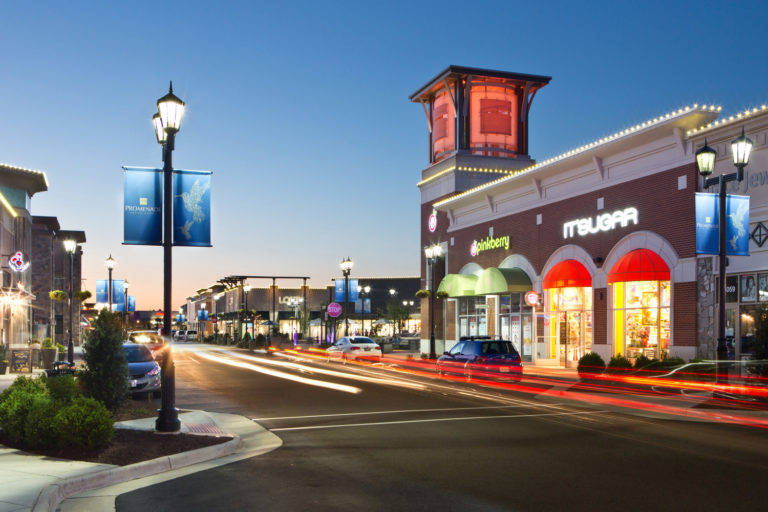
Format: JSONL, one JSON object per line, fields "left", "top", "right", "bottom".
{"left": 116, "top": 345, "right": 768, "bottom": 511}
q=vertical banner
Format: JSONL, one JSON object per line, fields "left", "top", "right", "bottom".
{"left": 128, "top": 296, "right": 136, "bottom": 313}
{"left": 123, "top": 167, "right": 163, "bottom": 245}
{"left": 96, "top": 280, "right": 108, "bottom": 304}
{"left": 197, "top": 310, "right": 209, "bottom": 320}
{"left": 696, "top": 193, "right": 750, "bottom": 256}
{"left": 173, "top": 170, "right": 212, "bottom": 247}
{"left": 112, "top": 280, "right": 125, "bottom": 306}
{"left": 354, "top": 298, "right": 372, "bottom": 314}
{"left": 334, "top": 279, "right": 360, "bottom": 302}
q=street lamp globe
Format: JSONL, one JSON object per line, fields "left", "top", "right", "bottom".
{"left": 106, "top": 254, "right": 116, "bottom": 270}
{"left": 732, "top": 127, "right": 753, "bottom": 168}
{"left": 364, "top": 285, "right": 370, "bottom": 294}
{"left": 156, "top": 82, "right": 185, "bottom": 134}
{"left": 63, "top": 239, "right": 76, "bottom": 254}
{"left": 244, "top": 284, "right": 251, "bottom": 293}
{"left": 340, "top": 257, "right": 353, "bottom": 275}
{"left": 695, "top": 138, "right": 716, "bottom": 178}
{"left": 152, "top": 112, "right": 167, "bottom": 144}
{"left": 389, "top": 288, "right": 396, "bottom": 296}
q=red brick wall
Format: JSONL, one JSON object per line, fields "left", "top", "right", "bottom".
{"left": 673, "top": 282, "right": 697, "bottom": 347}
{"left": 593, "top": 288, "right": 607, "bottom": 345}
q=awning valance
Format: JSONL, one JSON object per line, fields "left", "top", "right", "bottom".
{"left": 475, "top": 267, "right": 532, "bottom": 295}
{"left": 437, "top": 274, "right": 478, "bottom": 297}
{"left": 607, "top": 249, "right": 670, "bottom": 284}
{"left": 543, "top": 260, "right": 592, "bottom": 289}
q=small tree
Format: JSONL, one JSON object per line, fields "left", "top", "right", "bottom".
{"left": 80, "top": 309, "right": 128, "bottom": 411}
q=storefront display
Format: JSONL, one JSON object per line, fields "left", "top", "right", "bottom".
{"left": 612, "top": 280, "right": 671, "bottom": 360}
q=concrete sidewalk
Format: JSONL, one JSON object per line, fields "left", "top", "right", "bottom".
{"left": 0, "top": 408, "right": 282, "bottom": 512}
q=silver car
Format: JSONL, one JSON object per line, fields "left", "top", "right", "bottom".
{"left": 327, "top": 336, "right": 382, "bottom": 363}
{"left": 124, "top": 343, "right": 161, "bottom": 397}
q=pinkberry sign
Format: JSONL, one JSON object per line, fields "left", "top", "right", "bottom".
{"left": 327, "top": 302, "right": 342, "bottom": 318}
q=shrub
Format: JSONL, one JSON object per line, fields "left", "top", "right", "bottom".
{"left": 80, "top": 309, "right": 128, "bottom": 411}
{"left": 577, "top": 352, "right": 605, "bottom": 379}
{"left": 256, "top": 333, "right": 266, "bottom": 349}
{"left": 24, "top": 395, "right": 60, "bottom": 449}
{"left": 42, "top": 337, "right": 54, "bottom": 349}
{"left": 44, "top": 374, "right": 81, "bottom": 403}
{"left": 633, "top": 354, "right": 657, "bottom": 370}
{"left": 605, "top": 354, "right": 633, "bottom": 375}
{"left": 0, "top": 375, "right": 48, "bottom": 403}
{"left": 56, "top": 343, "right": 67, "bottom": 356}
{"left": 0, "top": 387, "right": 50, "bottom": 444}
{"left": 54, "top": 396, "right": 114, "bottom": 449}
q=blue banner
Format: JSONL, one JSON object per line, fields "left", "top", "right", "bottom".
{"left": 173, "top": 170, "right": 212, "bottom": 247}
{"left": 96, "top": 280, "right": 108, "bottom": 304}
{"left": 334, "top": 279, "right": 359, "bottom": 302}
{"left": 123, "top": 167, "right": 162, "bottom": 246}
{"left": 696, "top": 193, "right": 750, "bottom": 256}
{"left": 128, "top": 296, "right": 136, "bottom": 313}
{"left": 354, "top": 298, "right": 371, "bottom": 314}
{"left": 197, "top": 309, "right": 209, "bottom": 320}
{"left": 112, "top": 280, "right": 125, "bottom": 305}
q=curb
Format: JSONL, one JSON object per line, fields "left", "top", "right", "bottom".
{"left": 33, "top": 433, "right": 242, "bottom": 512}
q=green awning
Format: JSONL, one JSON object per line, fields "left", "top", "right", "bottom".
{"left": 474, "top": 267, "right": 532, "bottom": 295}
{"left": 437, "top": 274, "right": 478, "bottom": 297}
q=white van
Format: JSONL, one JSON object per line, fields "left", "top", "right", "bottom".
{"left": 184, "top": 330, "right": 198, "bottom": 342}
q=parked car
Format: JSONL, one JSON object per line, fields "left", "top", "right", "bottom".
{"left": 183, "top": 330, "right": 199, "bottom": 342}
{"left": 123, "top": 343, "right": 161, "bottom": 397}
{"left": 127, "top": 330, "right": 167, "bottom": 362}
{"left": 437, "top": 338, "right": 522, "bottom": 381}
{"left": 327, "top": 336, "right": 382, "bottom": 363}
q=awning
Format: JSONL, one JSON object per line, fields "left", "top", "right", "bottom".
{"left": 543, "top": 260, "right": 592, "bottom": 289}
{"left": 607, "top": 249, "right": 670, "bottom": 284}
{"left": 475, "top": 267, "right": 532, "bottom": 295}
{"left": 437, "top": 274, "right": 478, "bottom": 297}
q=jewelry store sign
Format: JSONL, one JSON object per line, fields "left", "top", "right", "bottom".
{"left": 563, "top": 207, "right": 638, "bottom": 239}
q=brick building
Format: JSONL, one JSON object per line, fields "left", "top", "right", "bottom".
{"left": 30, "top": 216, "right": 85, "bottom": 345}
{"left": 413, "top": 65, "right": 752, "bottom": 366}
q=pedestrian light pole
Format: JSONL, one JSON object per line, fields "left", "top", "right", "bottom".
{"left": 106, "top": 254, "right": 115, "bottom": 312}
{"left": 152, "top": 82, "right": 185, "bottom": 433}
{"left": 424, "top": 244, "right": 442, "bottom": 360}
{"left": 123, "top": 280, "right": 130, "bottom": 334}
{"left": 244, "top": 284, "right": 251, "bottom": 350}
{"left": 340, "top": 257, "right": 353, "bottom": 336}
{"left": 696, "top": 128, "right": 753, "bottom": 385}
{"left": 63, "top": 239, "right": 77, "bottom": 364}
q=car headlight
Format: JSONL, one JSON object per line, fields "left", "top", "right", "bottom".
{"left": 146, "top": 367, "right": 160, "bottom": 377}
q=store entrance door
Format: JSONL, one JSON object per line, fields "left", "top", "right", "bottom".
{"left": 559, "top": 312, "right": 583, "bottom": 368}
{"left": 724, "top": 306, "right": 737, "bottom": 360}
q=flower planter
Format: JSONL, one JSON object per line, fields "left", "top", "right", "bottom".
{"left": 41, "top": 348, "right": 57, "bottom": 370}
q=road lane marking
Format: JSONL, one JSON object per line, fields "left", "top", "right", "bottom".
{"left": 268, "top": 410, "right": 607, "bottom": 431}
{"left": 195, "top": 351, "right": 362, "bottom": 394}
{"left": 253, "top": 404, "right": 567, "bottom": 421}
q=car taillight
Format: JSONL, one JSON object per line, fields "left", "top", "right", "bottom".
{"left": 350, "top": 346, "right": 361, "bottom": 351}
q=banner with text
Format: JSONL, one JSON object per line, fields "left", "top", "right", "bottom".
{"left": 334, "top": 279, "right": 359, "bottom": 303}
{"left": 695, "top": 193, "right": 750, "bottom": 256}
{"left": 123, "top": 167, "right": 163, "bottom": 245}
{"left": 173, "top": 170, "right": 212, "bottom": 247}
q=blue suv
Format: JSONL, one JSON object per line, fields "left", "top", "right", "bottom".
{"left": 437, "top": 337, "right": 522, "bottom": 381}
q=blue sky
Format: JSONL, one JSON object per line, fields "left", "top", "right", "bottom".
{"left": 1, "top": 1, "right": 767, "bottom": 309}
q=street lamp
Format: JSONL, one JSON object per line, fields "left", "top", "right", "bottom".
{"left": 105, "top": 254, "right": 115, "bottom": 311}
{"left": 63, "top": 239, "right": 77, "bottom": 364}
{"left": 696, "top": 128, "right": 753, "bottom": 384}
{"left": 402, "top": 300, "right": 414, "bottom": 335}
{"left": 244, "top": 284, "right": 251, "bottom": 350}
{"left": 154, "top": 81, "right": 185, "bottom": 433}
{"left": 340, "top": 257, "right": 353, "bottom": 336}
{"left": 424, "top": 244, "right": 442, "bottom": 359}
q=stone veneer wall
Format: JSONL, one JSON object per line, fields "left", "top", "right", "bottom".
{"left": 697, "top": 257, "right": 715, "bottom": 359}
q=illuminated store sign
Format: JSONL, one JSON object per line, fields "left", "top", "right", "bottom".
{"left": 9, "top": 252, "right": 29, "bottom": 272}
{"left": 428, "top": 210, "right": 437, "bottom": 232}
{"left": 563, "top": 207, "right": 638, "bottom": 239}
{"left": 470, "top": 234, "right": 510, "bottom": 256}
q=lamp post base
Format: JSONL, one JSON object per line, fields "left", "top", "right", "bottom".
{"left": 155, "top": 408, "right": 180, "bottom": 432}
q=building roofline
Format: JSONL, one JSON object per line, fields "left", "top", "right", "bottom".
{"left": 410, "top": 65, "right": 552, "bottom": 102}
{"left": 0, "top": 163, "right": 48, "bottom": 196}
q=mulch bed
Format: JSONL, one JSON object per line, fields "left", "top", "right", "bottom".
{"left": 0, "top": 399, "right": 232, "bottom": 466}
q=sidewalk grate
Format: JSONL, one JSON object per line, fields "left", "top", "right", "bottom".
{"left": 186, "top": 423, "right": 226, "bottom": 435}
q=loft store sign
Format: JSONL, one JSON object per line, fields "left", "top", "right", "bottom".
{"left": 563, "top": 207, "right": 638, "bottom": 239}
{"left": 470, "top": 234, "right": 510, "bottom": 257}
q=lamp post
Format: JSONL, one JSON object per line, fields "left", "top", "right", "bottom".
{"left": 63, "top": 240, "right": 77, "bottom": 364}
{"left": 357, "top": 285, "right": 370, "bottom": 335}
{"left": 696, "top": 128, "right": 753, "bottom": 384}
{"left": 106, "top": 254, "right": 115, "bottom": 312}
{"left": 340, "top": 257, "right": 353, "bottom": 336}
{"left": 402, "top": 300, "right": 414, "bottom": 335}
{"left": 123, "top": 280, "right": 130, "bottom": 334}
{"left": 153, "top": 82, "right": 185, "bottom": 433}
{"left": 244, "top": 284, "right": 251, "bottom": 350}
{"left": 424, "top": 244, "right": 442, "bottom": 359}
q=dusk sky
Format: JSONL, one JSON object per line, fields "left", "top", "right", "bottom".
{"left": 2, "top": 1, "right": 767, "bottom": 309}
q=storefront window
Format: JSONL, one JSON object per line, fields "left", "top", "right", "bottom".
{"left": 545, "top": 287, "right": 592, "bottom": 366}
{"left": 613, "top": 280, "right": 670, "bottom": 360}
{"left": 497, "top": 293, "right": 533, "bottom": 362}
{"left": 458, "top": 296, "right": 487, "bottom": 338}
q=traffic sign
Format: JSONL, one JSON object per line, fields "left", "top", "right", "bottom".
{"left": 327, "top": 302, "right": 342, "bottom": 318}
